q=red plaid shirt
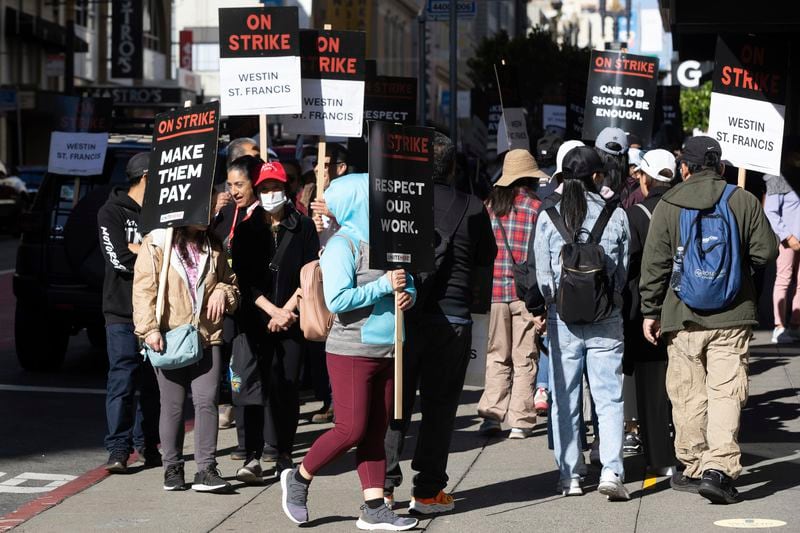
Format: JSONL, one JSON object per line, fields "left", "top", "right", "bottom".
{"left": 489, "top": 192, "right": 540, "bottom": 303}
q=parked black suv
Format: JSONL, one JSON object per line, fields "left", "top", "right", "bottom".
{"left": 13, "top": 136, "right": 151, "bottom": 371}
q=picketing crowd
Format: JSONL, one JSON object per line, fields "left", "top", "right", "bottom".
{"left": 96, "top": 120, "right": 797, "bottom": 531}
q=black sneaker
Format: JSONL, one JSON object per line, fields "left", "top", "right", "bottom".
{"left": 192, "top": 464, "right": 232, "bottom": 493}
{"left": 699, "top": 469, "right": 740, "bottom": 504}
{"left": 136, "top": 447, "right": 163, "bottom": 468}
{"left": 275, "top": 455, "right": 294, "bottom": 478}
{"left": 105, "top": 451, "right": 129, "bottom": 474}
{"left": 163, "top": 464, "right": 186, "bottom": 491}
{"left": 623, "top": 433, "right": 643, "bottom": 456}
{"left": 670, "top": 471, "right": 701, "bottom": 493}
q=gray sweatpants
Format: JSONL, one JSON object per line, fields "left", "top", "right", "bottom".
{"left": 155, "top": 346, "right": 221, "bottom": 470}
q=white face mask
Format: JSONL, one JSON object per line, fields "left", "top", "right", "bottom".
{"left": 260, "top": 191, "right": 286, "bottom": 213}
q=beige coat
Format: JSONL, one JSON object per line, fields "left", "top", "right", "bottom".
{"left": 133, "top": 228, "right": 239, "bottom": 346}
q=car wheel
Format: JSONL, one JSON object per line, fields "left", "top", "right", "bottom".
{"left": 15, "top": 303, "right": 69, "bottom": 372}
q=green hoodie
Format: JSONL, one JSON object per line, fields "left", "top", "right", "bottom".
{"left": 639, "top": 170, "right": 778, "bottom": 333}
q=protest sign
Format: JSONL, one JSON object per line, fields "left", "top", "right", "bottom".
{"left": 543, "top": 104, "right": 566, "bottom": 130}
{"left": 708, "top": 35, "right": 788, "bottom": 175}
{"left": 218, "top": 6, "right": 302, "bottom": 116}
{"left": 566, "top": 77, "right": 587, "bottom": 141}
{"left": 140, "top": 101, "right": 220, "bottom": 233}
{"left": 281, "top": 29, "right": 366, "bottom": 137}
{"left": 496, "top": 107, "right": 529, "bottom": 155}
{"left": 349, "top": 75, "right": 418, "bottom": 170}
{"left": 582, "top": 50, "right": 658, "bottom": 143}
{"left": 368, "top": 121, "right": 435, "bottom": 273}
{"left": 48, "top": 132, "right": 108, "bottom": 176}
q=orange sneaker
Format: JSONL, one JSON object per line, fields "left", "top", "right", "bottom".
{"left": 409, "top": 491, "right": 455, "bottom": 514}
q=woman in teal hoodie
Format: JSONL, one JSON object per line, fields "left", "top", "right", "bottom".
{"left": 279, "top": 173, "right": 418, "bottom": 531}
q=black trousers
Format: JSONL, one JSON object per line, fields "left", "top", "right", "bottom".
{"left": 242, "top": 333, "right": 304, "bottom": 457}
{"left": 635, "top": 360, "right": 677, "bottom": 470}
{"left": 384, "top": 320, "right": 472, "bottom": 498}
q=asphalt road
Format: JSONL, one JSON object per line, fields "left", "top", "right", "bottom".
{"left": 0, "top": 237, "right": 109, "bottom": 517}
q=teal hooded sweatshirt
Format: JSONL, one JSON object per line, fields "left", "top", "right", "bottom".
{"left": 320, "top": 173, "right": 415, "bottom": 357}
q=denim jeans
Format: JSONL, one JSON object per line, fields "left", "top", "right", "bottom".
{"left": 548, "top": 314, "right": 624, "bottom": 482}
{"left": 536, "top": 336, "right": 550, "bottom": 389}
{"left": 105, "top": 322, "right": 160, "bottom": 454}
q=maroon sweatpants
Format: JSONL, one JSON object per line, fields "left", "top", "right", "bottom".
{"left": 302, "top": 353, "right": 393, "bottom": 490}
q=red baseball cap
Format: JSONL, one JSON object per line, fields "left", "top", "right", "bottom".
{"left": 254, "top": 161, "right": 287, "bottom": 186}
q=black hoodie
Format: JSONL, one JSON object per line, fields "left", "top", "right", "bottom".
{"left": 97, "top": 187, "right": 142, "bottom": 324}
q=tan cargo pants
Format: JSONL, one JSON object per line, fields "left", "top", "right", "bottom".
{"left": 666, "top": 325, "right": 750, "bottom": 479}
{"left": 477, "top": 301, "right": 538, "bottom": 429}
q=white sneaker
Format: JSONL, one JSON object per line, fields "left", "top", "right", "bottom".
{"left": 384, "top": 491, "right": 395, "bottom": 510}
{"left": 557, "top": 478, "right": 583, "bottom": 496}
{"left": 772, "top": 326, "right": 793, "bottom": 344}
{"left": 598, "top": 471, "right": 631, "bottom": 501}
{"left": 508, "top": 427, "right": 534, "bottom": 439}
{"left": 236, "top": 458, "right": 263, "bottom": 485}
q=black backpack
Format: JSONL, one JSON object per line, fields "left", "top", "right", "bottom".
{"left": 546, "top": 204, "right": 615, "bottom": 324}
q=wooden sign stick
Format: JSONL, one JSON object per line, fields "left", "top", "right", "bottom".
{"left": 259, "top": 114, "right": 268, "bottom": 158}
{"left": 394, "top": 291, "right": 404, "bottom": 420}
{"left": 737, "top": 167, "right": 746, "bottom": 188}
{"left": 155, "top": 99, "right": 193, "bottom": 322}
{"left": 315, "top": 23, "right": 333, "bottom": 201}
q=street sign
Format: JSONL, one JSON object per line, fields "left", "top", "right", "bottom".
{"left": 111, "top": 0, "right": 143, "bottom": 79}
{"left": 179, "top": 30, "right": 193, "bottom": 70}
{"left": 141, "top": 101, "right": 221, "bottom": 232}
{"left": 426, "top": 0, "right": 476, "bottom": 21}
{"left": 81, "top": 86, "right": 194, "bottom": 107}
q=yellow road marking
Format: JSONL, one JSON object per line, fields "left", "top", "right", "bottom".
{"left": 642, "top": 475, "right": 657, "bottom": 489}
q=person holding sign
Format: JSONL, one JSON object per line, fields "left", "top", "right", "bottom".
{"left": 132, "top": 225, "right": 240, "bottom": 493}
{"left": 279, "top": 173, "right": 418, "bottom": 531}
{"left": 231, "top": 160, "right": 320, "bottom": 483}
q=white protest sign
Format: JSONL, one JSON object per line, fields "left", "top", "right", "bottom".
{"left": 218, "top": 7, "right": 302, "bottom": 116}
{"left": 280, "top": 29, "right": 366, "bottom": 138}
{"left": 543, "top": 104, "right": 566, "bottom": 129}
{"left": 496, "top": 107, "right": 529, "bottom": 155}
{"left": 48, "top": 132, "right": 108, "bottom": 176}
{"left": 708, "top": 35, "right": 788, "bottom": 175}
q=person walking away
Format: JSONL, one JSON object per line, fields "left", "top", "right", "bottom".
{"left": 477, "top": 149, "right": 545, "bottom": 438}
{"left": 593, "top": 127, "right": 629, "bottom": 204}
{"left": 97, "top": 152, "right": 161, "bottom": 473}
{"left": 639, "top": 136, "right": 778, "bottom": 504}
{"left": 622, "top": 149, "right": 679, "bottom": 474}
{"left": 133, "top": 224, "right": 240, "bottom": 492}
{"left": 279, "top": 173, "right": 418, "bottom": 531}
{"left": 533, "top": 146, "right": 631, "bottom": 500}
{"left": 763, "top": 173, "right": 800, "bottom": 343}
{"left": 383, "top": 132, "right": 497, "bottom": 514}
{"left": 231, "top": 161, "right": 320, "bottom": 482}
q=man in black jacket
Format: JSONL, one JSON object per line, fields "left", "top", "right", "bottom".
{"left": 384, "top": 132, "right": 497, "bottom": 514}
{"left": 97, "top": 152, "right": 160, "bottom": 473}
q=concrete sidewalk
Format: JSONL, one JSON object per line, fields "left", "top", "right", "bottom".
{"left": 11, "top": 331, "right": 800, "bottom": 532}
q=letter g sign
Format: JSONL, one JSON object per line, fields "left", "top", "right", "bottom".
{"left": 677, "top": 60, "right": 702, "bottom": 88}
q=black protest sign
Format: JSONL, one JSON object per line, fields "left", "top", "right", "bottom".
{"left": 582, "top": 50, "right": 658, "bottom": 143}
{"left": 350, "top": 76, "right": 418, "bottom": 170}
{"left": 141, "top": 101, "right": 221, "bottom": 233}
{"left": 218, "top": 6, "right": 301, "bottom": 116}
{"left": 369, "top": 122, "right": 435, "bottom": 272}
{"left": 111, "top": 0, "right": 143, "bottom": 79}
{"left": 281, "top": 29, "right": 367, "bottom": 137}
{"left": 712, "top": 35, "right": 788, "bottom": 104}
{"left": 653, "top": 85, "right": 683, "bottom": 151}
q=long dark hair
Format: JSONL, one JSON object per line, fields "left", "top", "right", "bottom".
{"left": 596, "top": 149, "right": 628, "bottom": 193}
{"left": 489, "top": 179, "right": 537, "bottom": 217}
{"left": 174, "top": 227, "right": 221, "bottom": 267}
{"left": 560, "top": 170, "right": 600, "bottom": 237}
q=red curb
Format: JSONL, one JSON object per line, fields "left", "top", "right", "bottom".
{"left": 0, "top": 420, "right": 197, "bottom": 531}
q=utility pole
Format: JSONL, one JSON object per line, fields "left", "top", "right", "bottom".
{"left": 65, "top": 0, "right": 76, "bottom": 95}
{"left": 448, "top": 0, "right": 457, "bottom": 147}
{"left": 418, "top": 10, "right": 426, "bottom": 127}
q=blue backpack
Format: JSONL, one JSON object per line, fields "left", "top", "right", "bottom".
{"left": 675, "top": 184, "right": 742, "bottom": 310}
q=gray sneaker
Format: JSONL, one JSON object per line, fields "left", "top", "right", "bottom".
{"left": 236, "top": 457, "right": 263, "bottom": 485}
{"left": 356, "top": 504, "right": 418, "bottom": 531}
{"left": 280, "top": 467, "right": 309, "bottom": 524}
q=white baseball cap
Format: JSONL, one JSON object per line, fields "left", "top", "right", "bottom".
{"left": 628, "top": 148, "right": 644, "bottom": 170}
{"left": 639, "top": 149, "right": 676, "bottom": 182}
{"left": 553, "top": 140, "right": 585, "bottom": 180}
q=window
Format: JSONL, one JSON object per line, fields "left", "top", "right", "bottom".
{"left": 143, "top": 0, "right": 165, "bottom": 51}
{"left": 193, "top": 44, "right": 219, "bottom": 72}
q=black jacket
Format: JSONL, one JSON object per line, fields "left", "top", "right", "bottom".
{"left": 97, "top": 187, "right": 142, "bottom": 324}
{"left": 231, "top": 204, "right": 319, "bottom": 333}
{"left": 412, "top": 183, "right": 497, "bottom": 321}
